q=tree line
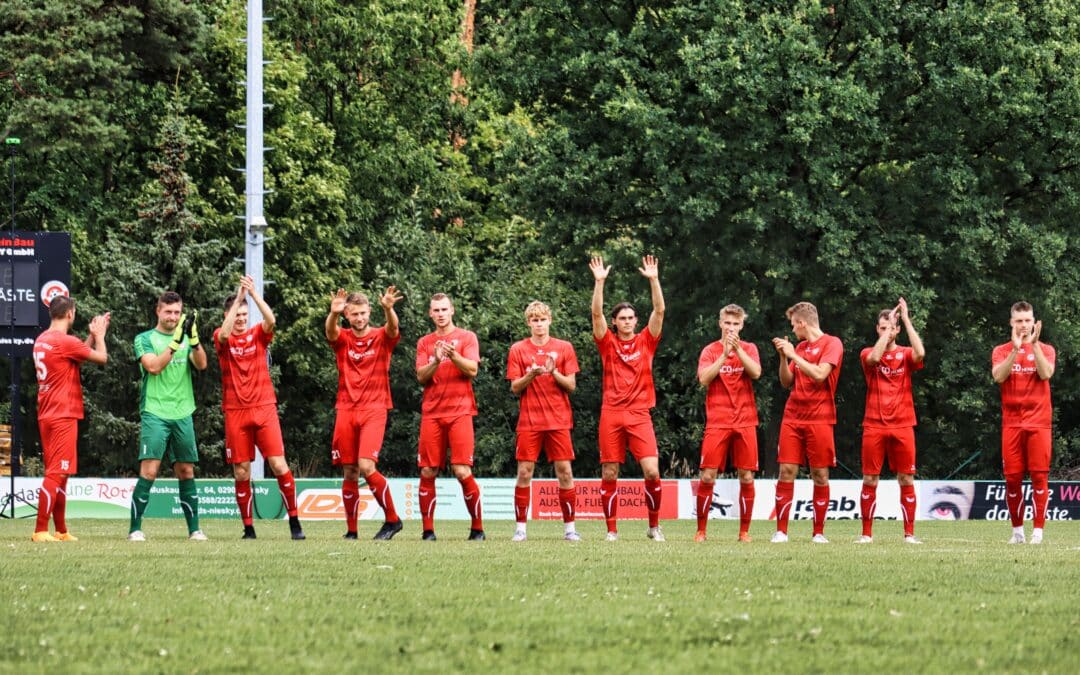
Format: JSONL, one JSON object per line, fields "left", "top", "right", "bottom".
{"left": 1, "top": 1, "right": 1077, "bottom": 479}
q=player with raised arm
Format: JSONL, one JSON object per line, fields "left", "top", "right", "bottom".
{"left": 215, "top": 275, "right": 304, "bottom": 540}
{"left": 507, "top": 301, "right": 581, "bottom": 542}
{"left": 858, "top": 298, "right": 925, "bottom": 544}
{"left": 695, "top": 304, "right": 761, "bottom": 543}
{"left": 415, "top": 293, "right": 484, "bottom": 541}
{"left": 991, "top": 301, "right": 1056, "bottom": 544}
{"left": 590, "top": 255, "right": 666, "bottom": 542}
{"left": 31, "top": 297, "right": 109, "bottom": 542}
{"left": 127, "top": 291, "right": 209, "bottom": 541}
{"left": 326, "top": 286, "right": 405, "bottom": 540}
{"left": 770, "top": 302, "right": 843, "bottom": 544}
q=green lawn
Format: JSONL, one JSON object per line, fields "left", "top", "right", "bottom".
{"left": 2, "top": 519, "right": 1077, "bottom": 674}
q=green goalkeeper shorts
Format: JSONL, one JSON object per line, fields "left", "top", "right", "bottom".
{"left": 138, "top": 412, "right": 199, "bottom": 464}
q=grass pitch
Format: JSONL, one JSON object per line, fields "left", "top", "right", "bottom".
{"left": 2, "top": 518, "right": 1078, "bottom": 674}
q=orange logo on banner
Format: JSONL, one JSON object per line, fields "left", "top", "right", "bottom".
{"left": 297, "top": 489, "right": 375, "bottom": 520}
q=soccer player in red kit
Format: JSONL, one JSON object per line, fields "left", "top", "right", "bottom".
{"left": 858, "top": 298, "right": 925, "bottom": 544}
{"left": 326, "top": 286, "right": 404, "bottom": 540}
{"left": 771, "top": 302, "right": 843, "bottom": 544}
{"left": 215, "top": 276, "right": 305, "bottom": 540}
{"left": 415, "top": 293, "right": 484, "bottom": 541}
{"left": 507, "top": 301, "right": 581, "bottom": 542}
{"left": 991, "top": 301, "right": 1055, "bottom": 545}
{"left": 31, "top": 296, "right": 109, "bottom": 542}
{"left": 590, "top": 255, "right": 666, "bottom": 542}
{"left": 695, "top": 304, "right": 761, "bottom": 543}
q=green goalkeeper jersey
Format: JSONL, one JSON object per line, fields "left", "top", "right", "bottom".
{"left": 134, "top": 329, "right": 196, "bottom": 419}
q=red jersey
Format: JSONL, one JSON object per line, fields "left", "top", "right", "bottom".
{"left": 861, "top": 346, "right": 923, "bottom": 428}
{"left": 698, "top": 339, "right": 760, "bottom": 429}
{"left": 33, "top": 330, "right": 92, "bottom": 421}
{"left": 992, "top": 342, "right": 1055, "bottom": 428}
{"left": 506, "top": 337, "right": 580, "bottom": 431}
{"left": 330, "top": 326, "right": 400, "bottom": 410}
{"left": 595, "top": 328, "right": 660, "bottom": 411}
{"left": 783, "top": 333, "right": 843, "bottom": 425}
{"left": 416, "top": 328, "right": 479, "bottom": 418}
{"left": 214, "top": 325, "right": 277, "bottom": 410}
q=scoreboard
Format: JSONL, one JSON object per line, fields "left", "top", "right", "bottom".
{"left": 0, "top": 231, "right": 71, "bottom": 358}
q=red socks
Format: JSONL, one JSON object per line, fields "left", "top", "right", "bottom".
{"left": 35, "top": 475, "right": 60, "bottom": 533}
{"left": 558, "top": 487, "right": 576, "bottom": 524}
{"left": 812, "top": 484, "right": 829, "bottom": 536}
{"left": 1005, "top": 474, "right": 1025, "bottom": 527}
{"left": 860, "top": 483, "right": 877, "bottom": 536}
{"left": 342, "top": 479, "right": 360, "bottom": 534}
{"left": 53, "top": 475, "right": 69, "bottom": 534}
{"left": 235, "top": 479, "right": 254, "bottom": 525}
{"left": 365, "top": 470, "right": 399, "bottom": 522}
{"left": 1031, "top": 472, "right": 1049, "bottom": 528}
{"left": 774, "top": 480, "right": 794, "bottom": 534}
{"left": 739, "top": 481, "right": 755, "bottom": 536}
{"left": 514, "top": 485, "right": 530, "bottom": 524}
{"left": 601, "top": 479, "right": 618, "bottom": 533}
{"left": 696, "top": 480, "right": 712, "bottom": 533}
{"left": 458, "top": 475, "right": 483, "bottom": 530}
{"left": 644, "top": 478, "right": 662, "bottom": 528}
{"left": 900, "top": 483, "right": 916, "bottom": 536}
{"left": 275, "top": 471, "right": 298, "bottom": 517}
{"left": 419, "top": 476, "right": 436, "bottom": 531}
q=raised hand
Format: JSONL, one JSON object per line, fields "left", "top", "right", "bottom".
{"left": 542, "top": 353, "right": 556, "bottom": 374}
{"left": 184, "top": 310, "right": 200, "bottom": 346}
{"left": 380, "top": 285, "right": 403, "bottom": 310}
{"left": 638, "top": 255, "right": 659, "bottom": 280}
{"left": 238, "top": 275, "right": 255, "bottom": 300}
{"left": 329, "top": 288, "right": 347, "bottom": 314}
{"left": 89, "top": 313, "right": 110, "bottom": 338}
{"left": 897, "top": 296, "right": 910, "bottom": 322}
{"left": 589, "top": 256, "right": 610, "bottom": 281}
{"left": 1031, "top": 320, "right": 1042, "bottom": 344}
{"left": 1011, "top": 324, "right": 1024, "bottom": 351}
{"left": 772, "top": 337, "right": 795, "bottom": 359}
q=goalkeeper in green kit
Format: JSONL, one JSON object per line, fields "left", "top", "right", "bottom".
{"left": 127, "top": 291, "right": 209, "bottom": 541}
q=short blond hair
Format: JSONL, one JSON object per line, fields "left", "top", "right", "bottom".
{"left": 720, "top": 304, "right": 746, "bottom": 320}
{"left": 524, "top": 301, "right": 551, "bottom": 322}
{"left": 786, "top": 302, "right": 819, "bottom": 325}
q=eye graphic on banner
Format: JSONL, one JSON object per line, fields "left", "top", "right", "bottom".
{"left": 40, "top": 280, "right": 70, "bottom": 307}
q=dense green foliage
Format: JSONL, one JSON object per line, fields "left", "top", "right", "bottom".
{"left": 5, "top": 519, "right": 1080, "bottom": 672}
{"left": 2, "top": 1, "right": 1077, "bottom": 478}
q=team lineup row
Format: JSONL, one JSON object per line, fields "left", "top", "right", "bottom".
{"left": 28, "top": 256, "right": 1056, "bottom": 545}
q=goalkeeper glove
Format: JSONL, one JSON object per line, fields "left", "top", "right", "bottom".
{"left": 184, "top": 310, "right": 200, "bottom": 347}
{"left": 169, "top": 315, "right": 186, "bottom": 352}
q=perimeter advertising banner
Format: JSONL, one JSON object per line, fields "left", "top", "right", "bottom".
{"left": 3, "top": 478, "right": 1078, "bottom": 521}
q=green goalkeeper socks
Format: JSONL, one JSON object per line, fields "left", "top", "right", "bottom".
{"left": 129, "top": 477, "right": 154, "bottom": 533}
{"left": 179, "top": 478, "right": 200, "bottom": 534}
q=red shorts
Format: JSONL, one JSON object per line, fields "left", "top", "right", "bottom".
{"left": 516, "top": 429, "right": 575, "bottom": 463}
{"left": 598, "top": 409, "right": 658, "bottom": 465}
{"left": 1002, "top": 426, "right": 1052, "bottom": 474}
{"left": 332, "top": 408, "right": 388, "bottom": 465}
{"left": 418, "top": 415, "right": 475, "bottom": 469}
{"left": 700, "top": 426, "right": 759, "bottom": 471}
{"left": 224, "top": 404, "right": 285, "bottom": 465}
{"left": 777, "top": 423, "right": 836, "bottom": 468}
{"left": 861, "top": 427, "right": 916, "bottom": 475}
{"left": 39, "top": 418, "right": 78, "bottom": 475}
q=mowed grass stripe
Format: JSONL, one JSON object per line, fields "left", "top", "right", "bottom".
{"left": 3, "top": 520, "right": 1077, "bottom": 674}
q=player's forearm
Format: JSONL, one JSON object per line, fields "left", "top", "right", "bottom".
{"left": 384, "top": 307, "right": 400, "bottom": 339}
{"left": 793, "top": 357, "right": 830, "bottom": 382}
{"left": 510, "top": 373, "right": 535, "bottom": 395}
{"left": 450, "top": 354, "right": 478, "bottom": 378}
{"left": 903, "top": 318, "right": 926, "bottom": 362}
{"left": 1034, "top": 349, "right": 1054, "bottom": 380}
{"left": 87, "top": 339, "right": 108, "bottom": 365}
{"left": 778, "top": 358, "right": 794, "bottom": 388}
{"left": 250, "top": 292, "right": 275, "bottom": 331}
{"left": 866, "top": 331, "right": 891, "bottom": 365}
{"left": 591, "top": 280, "right": 607, "bottom": 338}
{"left": 991, "top": 352, "right": 1017, "bottom": 383}
{"left": 189, "top": 345, "right": 208, "bottom": 371}
{"left": 416, "top": 360, "right": 440, "bottom": 385}
{"left": 698, "top": 363, "right": 721, "bottom": 387}
{"left": 142, "top": 351, "right": 173, "bottom": 375}
{"left": 220, "top": 305, "right": 241, "bottom": 342}
{"left": 552, "top": 370, "right": 576, "bottom": 393}
{"left": 740, "top": 353, "right": 762, "bottom": 380}
{"left": 324, "top": 312, "right": 341, "bottom": 341}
